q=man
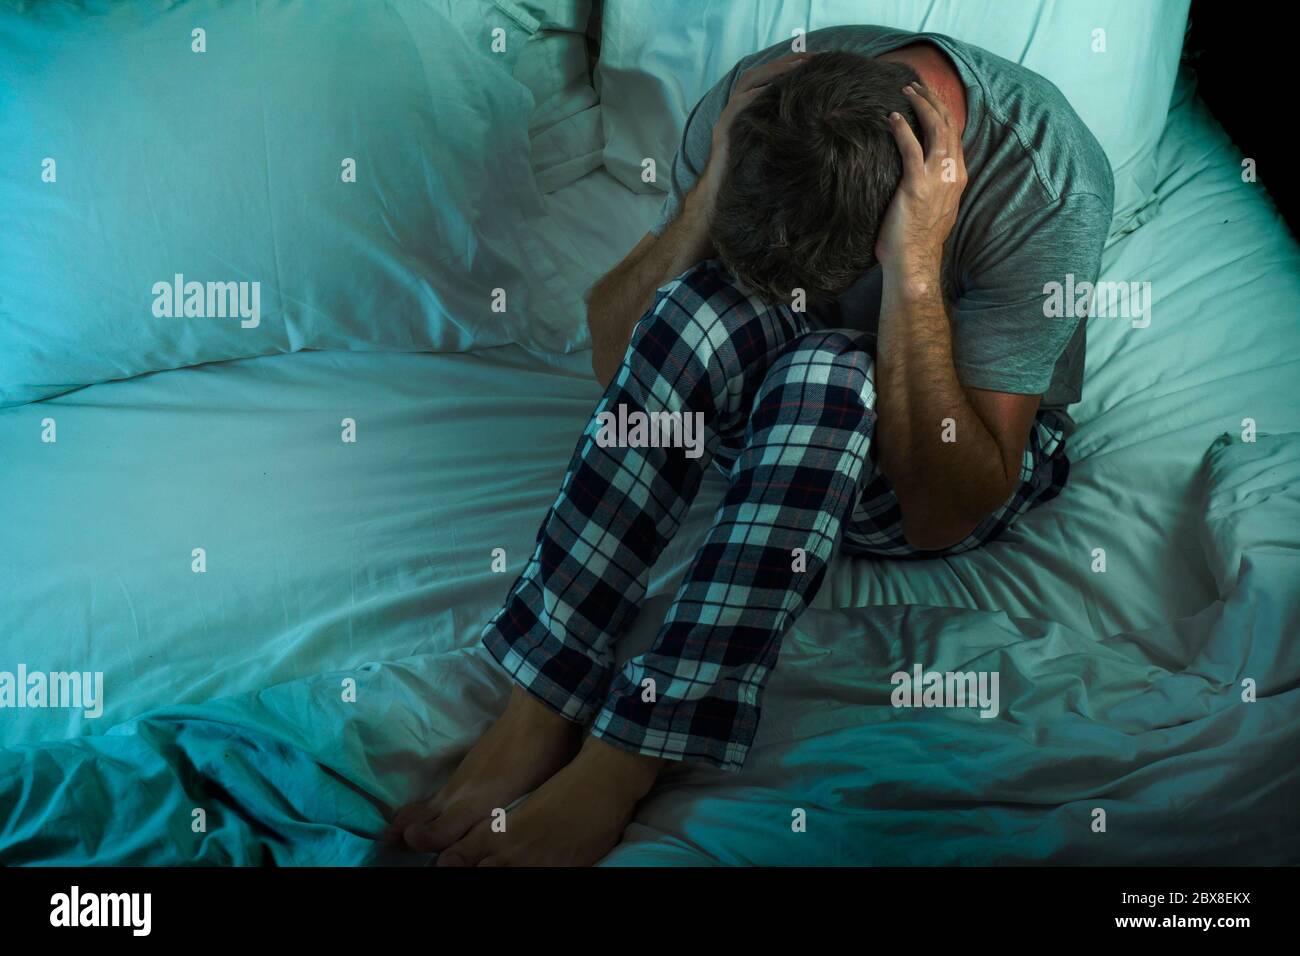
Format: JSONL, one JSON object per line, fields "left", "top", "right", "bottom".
{"left": 389, "top": 25, "right": 1113, "bottom": 865}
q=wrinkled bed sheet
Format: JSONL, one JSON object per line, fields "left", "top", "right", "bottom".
{"left": 1, "top": 73, "right": 1297, "bottom": 864}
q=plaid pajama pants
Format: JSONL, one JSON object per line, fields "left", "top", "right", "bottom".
{"left": 482, "top": 259, "right": 1069, "bottom": 771}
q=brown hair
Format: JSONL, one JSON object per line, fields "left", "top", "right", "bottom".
{"left": 711, "top": 51, "right": 922, "bottom": 304}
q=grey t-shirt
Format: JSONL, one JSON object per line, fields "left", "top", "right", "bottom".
{"left": 650, "top": 25, "right": 1114, "bottom": 434}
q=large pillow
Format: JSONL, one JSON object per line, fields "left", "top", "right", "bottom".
{"left": 597, "top": 0, "right": 1190, "bottom": 241}
{"left": 0, "top": 0, "right": 561, "bottom": 406}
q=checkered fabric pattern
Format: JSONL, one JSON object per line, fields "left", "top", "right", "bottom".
{"left": 481, "top": 259, "right": 1070, "bottom": 771}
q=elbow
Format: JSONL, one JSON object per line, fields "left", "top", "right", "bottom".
{"left": 591, "top": 351, "right": 615, "bottom": 390}
{"left": 589, "top": 333, "right": 618, "bottom": 390}
{"left": 586, "top": 307, "right": 626, "bottom": 390}
{"left": 584, "top": 304, "right": 609, "bottom": 388}
{"left": 897, "top": 494, "right": 990, "bottom": 553}
{"left": 891, "top": 443, "right": 1020, "bottom": 552}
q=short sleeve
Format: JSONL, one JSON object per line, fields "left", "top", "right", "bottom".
{"left": 951, "top": 192, "right": 1111, "bottom": 395}
{"left": 648, "top": 63, "right": 741, "bottom": 237}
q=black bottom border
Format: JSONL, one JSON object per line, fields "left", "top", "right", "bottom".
{"left": 0, "top": 865, "right": 1290, "bottom": 941}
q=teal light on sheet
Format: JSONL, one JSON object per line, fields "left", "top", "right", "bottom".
{"left": 2, "top": 0, "right": 1299, "bottom": 867}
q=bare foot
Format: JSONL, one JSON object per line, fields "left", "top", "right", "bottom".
{"left": 386, "top": 685, "right": 581, "bottom": 853}
{"left": 436, "top": 734, "right": 665, "bottom": 867}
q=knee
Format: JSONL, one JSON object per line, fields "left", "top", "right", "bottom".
{"left": 632, "top": 259, "right": 753, "bottom": 356}
{"left": 767, "top": 332, "right": 876, "bottom": 412}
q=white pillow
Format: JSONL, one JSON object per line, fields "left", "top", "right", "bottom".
{"left": 597, "top": 0, "right": 1190, "bottom": 239}
{"left": 0, "top": 0, "right": 573, "bottom": 406}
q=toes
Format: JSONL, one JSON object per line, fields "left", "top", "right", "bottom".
{"left": 436, "top": 820, "right": 493, "bottom": 867}
{"left": 477, "top": 855, "right": 506, "bottom": 867}
{"left": 403, "top": 802, "right": 481, "bottom": 853}
{"left": 382, "top": 798, "right": 440, "bottom": 846}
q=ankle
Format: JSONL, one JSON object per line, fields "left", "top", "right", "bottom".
{"left": 506, "top": 685, "right": 574, "bottom": 733}
{"left": 578, "top": 734, "right": 665, "bottom": 800}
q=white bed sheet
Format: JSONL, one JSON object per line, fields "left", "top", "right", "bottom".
{"left": 2, "top": 70, "right": 1295, "bottom": 759}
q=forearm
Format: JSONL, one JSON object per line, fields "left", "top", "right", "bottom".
{"left": 874, "top": 265, "right": 1012, "bottom": 549}
{"left": 587, "top": 187, "right": 716, "bottom": 388}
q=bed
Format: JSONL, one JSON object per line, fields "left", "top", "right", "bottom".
{"left": 1, "top": 0, "right": 1297, "bottom": 865}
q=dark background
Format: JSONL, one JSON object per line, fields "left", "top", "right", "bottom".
{"left": 1185, "top": 0, "right": 1296, "bottom": 235}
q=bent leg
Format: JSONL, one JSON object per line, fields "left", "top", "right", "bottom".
{"left": 395, "top": 262, "right": 808, "bottom": 854}
{"left": 481, "top": 260, "right": 810, "bottom": 724}
{"left": 590, "top": 330, "right": 878, "bottom": 771}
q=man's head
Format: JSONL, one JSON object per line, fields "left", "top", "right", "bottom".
{"left": 711, "top": 51, "right": 922, "bottom": 304}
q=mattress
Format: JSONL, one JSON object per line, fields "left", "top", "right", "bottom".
{"left": 0, "top": 69, "right": 1297, "bottom": 864}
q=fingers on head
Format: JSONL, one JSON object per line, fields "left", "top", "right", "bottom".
{"left": 902, "top": 84, "right": 943, "bottom": 140}
{"left": 915, "top": 82, "right": 953, "bottom": 121}
{"left": 888, "top": 112, "right": 926, "bottom": 167}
